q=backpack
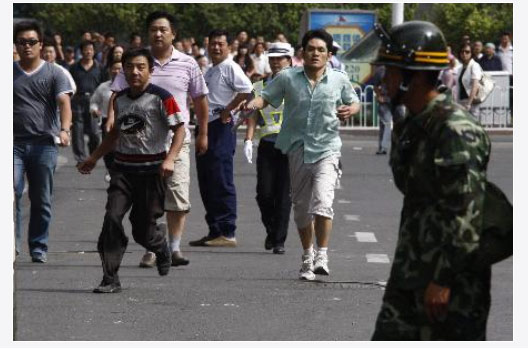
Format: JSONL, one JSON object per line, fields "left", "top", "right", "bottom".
{"left": 471, "top": 181, "right": 513, "bottom": 270}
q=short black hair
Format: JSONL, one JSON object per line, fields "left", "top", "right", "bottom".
{"left": 104, "top": 32, "right": 115, "bottom": 39}
{"left": 42, "top": 40, "right": 56, "bottom": 50}
{"left": 146, "top": 11, "right": 177, "bottom": 34}
{"left": 80, "top": 40, "right": 94, "bottom": 51}
{"left": 208, "top": 29, "right": 231, "bottom": 44}
{"left": 301, "top": 29, "right": 333, "bottom": 52}
{"left": 14, "top": 21, "right": 42, "bottom": 43}
{"left": 122, "top": 48, "right": 154, "bottom": 69}
{"left": 130, "top": 32, "right": 141, "bottom": 41}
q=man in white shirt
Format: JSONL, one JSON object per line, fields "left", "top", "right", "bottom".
{"left": 90, "top": 60, "right": 122, "bottom": 182}
{"left": 251, "top": 42, "right": 271, "bottom": 80}
{"left": 189, "top": 29, "right": 253, "bottom": 247}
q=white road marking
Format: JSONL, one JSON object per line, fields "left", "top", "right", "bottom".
{"left": 344, "top": 214, "right": 360, "bottom": 221}
{"left": 354, "top": 232, "right": 377, "bottom": 243}
{"left": 338, "top": 199, "right": 351, "bottom": 204}
{"left": 366, "top": 254, "right": 390, "bottom": 263}
{"left": 353, "top": 147, "right": 363, "bottom": 151}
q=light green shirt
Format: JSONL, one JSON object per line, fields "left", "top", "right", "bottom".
{"left": 261, "top": 66, "right": 358, "bottom": 163}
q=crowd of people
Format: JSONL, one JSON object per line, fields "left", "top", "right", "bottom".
{"left": 14, "top": 12, "right": 512, "bottom": 340}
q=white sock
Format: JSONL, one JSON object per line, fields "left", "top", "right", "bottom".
{"left": 170, "top": 237, "right": 181, "bottom": 252}
{"left": 317, "top": 247, "right": 328, "bottom": 256}
{"left": 303, "top": 245, "right": 314, "bottom": 256}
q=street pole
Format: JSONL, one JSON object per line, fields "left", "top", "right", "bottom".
{"left": 392, "top": 3, "right": 404, "bottom": 28}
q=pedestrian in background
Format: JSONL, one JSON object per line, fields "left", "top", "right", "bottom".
{"left": 90, "top": 59, "right": 122, "bottom": 183}
{"left": 14, "top": 21, "right": 73, "bottom": 262}
{"left": 454, "top": 42, "right": 482, "bottom": 119}
{"left": 472, "top": 40, "right": 483, "bottom": 60}
{"left": 41, "top": 41, "right": 77, "bottom": 96}
{"left": 244, "top": 42, "right": 295, "bottom": 255}
{"left": 61, "top": 46, "right": 76, "bottom": 69}
{"left": 69, "top": 39, "right": 103, "bottom": 164}
{"left": 370, "top": 21, "right": 493, "bottom": 340}
{"left": 77, "top": 48, "right": 185, "bottom": 293}
{"left": 245, "top": 29, "right": 360, "bottom": 280}
{"left": 234, "top": 43, "right": 256, "bottom": 79}
{"left": 478, "top": 43, "right": 503, "bottom": 72}
{"left": 251, "top": 42, "right": 271, "bottom": 81}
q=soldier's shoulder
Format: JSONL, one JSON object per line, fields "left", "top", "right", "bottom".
{"left": 429, "top": 97, "right": 489, "bottom": 149}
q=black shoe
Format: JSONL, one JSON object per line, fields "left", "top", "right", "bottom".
{"left": 273, "top": 246, "right": 285, "bottom": 255}
{"left": 171, "top": 251, "right": 190, "bottom": 266}
{"left": 93, "top": 281, "right": 121, "bottom": 293}
{"left": 156, "top": 244, "right": 171, "bottom": 276}
{"left": 264, "top": 236, "right": 273, "bottom": 250}
{"left": 189, "top": 236, "right": 213, "bottom": 247}
{"left": 375, "top": 149, "right": 387, "bottom": 155}
{"left": 31, "top": 252, "right": 47, "bottom": 263}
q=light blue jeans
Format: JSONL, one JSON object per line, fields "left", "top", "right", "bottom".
{"left": 13, "top": 143, "right": 58, "bottom": 256}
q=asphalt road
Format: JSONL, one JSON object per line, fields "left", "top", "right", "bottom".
{"left": 13, "top": 133, "right": 513, "bottom": 341}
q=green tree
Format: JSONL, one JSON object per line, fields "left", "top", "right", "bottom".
{"left": 14, "top": 3, "right": 511, "bottom": 50}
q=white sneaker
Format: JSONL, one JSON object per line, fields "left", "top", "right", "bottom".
{"left": 314, "top": 253, "right": 330, "bottom": 275}
{"left": 299, "top": 253, "right": 315, "bottom": 281}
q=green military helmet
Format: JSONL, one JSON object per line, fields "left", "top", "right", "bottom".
{"left": 372, "top": 21, "right": 449, "bottom": 71}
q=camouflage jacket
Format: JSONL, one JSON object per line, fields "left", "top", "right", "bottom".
{"left": 388, "top": 92, "right": 491, "bottom": 289}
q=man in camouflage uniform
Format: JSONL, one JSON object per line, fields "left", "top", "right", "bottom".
{"left": 370, "top": 21, "right": 492, "bottom": 340}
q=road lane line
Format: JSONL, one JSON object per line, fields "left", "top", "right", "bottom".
{"left": 353, "top": 232, "right": 377, "bottom": 242}
{"left": 366, "top": 254, "right": 390, "bottom": 263}
{"left": 344, "top": 214, "right": 360, "bottom": 221}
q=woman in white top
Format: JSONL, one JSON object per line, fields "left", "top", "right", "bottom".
{"left": 454, "top": 43, "right": 483, "bottom": 118}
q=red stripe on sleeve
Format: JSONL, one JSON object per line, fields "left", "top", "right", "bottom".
{"left": 163, "top": 97, "right": 181, "bottom": 118}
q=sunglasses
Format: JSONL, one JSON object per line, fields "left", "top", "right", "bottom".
{"left": 16, "top": 39, "right": 40, "bottom": 47}
{"left": 461, "top": 50, "right": 472, "bottom": 54}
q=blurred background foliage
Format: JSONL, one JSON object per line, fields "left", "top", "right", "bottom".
{"left": 14, "top": 3, "right": 513, "bottom": 47}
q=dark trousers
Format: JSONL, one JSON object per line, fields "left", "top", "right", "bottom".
{"left": 256, "top": 140, "right": 291, "bottom": 247}
{"left": 72, "top": 95, "right": 101, "bottom": 163}
{"left": 101, "top": 117, "right": 115, "bottom": 174}
{"left": 195, "top": 118, "right": 237, "bottom": 238}
{"left": 98, "top": 171, "right": 167, "bottom": 284}
{"left": 371, "top": 268, "right": 491, "bottom": 340}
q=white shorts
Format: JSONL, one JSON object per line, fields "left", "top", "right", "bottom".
{"left": 164, "top": 141, "right": 191, "bottom": 212}
{"left": 288, "top": 146, "right": 340, "bottom": 229}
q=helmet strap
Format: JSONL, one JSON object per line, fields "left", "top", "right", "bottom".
{"left": 392, "top": 69, "right": 414, "bottom": 105}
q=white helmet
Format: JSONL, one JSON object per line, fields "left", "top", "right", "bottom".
{"left": 267, "top": 42, "right": 294, "bottom": 58}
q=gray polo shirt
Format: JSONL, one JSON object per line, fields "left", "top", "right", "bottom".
{"left": 14, "top": 61, "right": 73, "bottom": 144}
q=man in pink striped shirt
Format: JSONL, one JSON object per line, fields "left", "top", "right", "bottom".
{"left": 108, "top": 11, "right": 209, "bottom": 268}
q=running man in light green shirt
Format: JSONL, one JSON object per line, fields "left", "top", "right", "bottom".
{"left": 244, "top": 29, "right": 360, "bottom": 281}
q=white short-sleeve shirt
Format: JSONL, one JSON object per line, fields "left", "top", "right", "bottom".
{"left": 204, "top": 58, "right": 253, "bottom": 123}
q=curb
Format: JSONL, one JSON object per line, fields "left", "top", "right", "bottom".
{"left": 187, "top": 124, "right": 513, "bottom": 136}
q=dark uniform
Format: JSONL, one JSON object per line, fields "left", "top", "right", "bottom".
{"left": 369, "top": 21, "right": 493, "bottom": 340}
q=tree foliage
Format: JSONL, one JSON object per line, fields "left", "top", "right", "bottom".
{"left": 14, "top": 3, "right": 512, "bottom": 50}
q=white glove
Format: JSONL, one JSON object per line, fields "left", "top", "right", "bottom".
{"left": 244, "top": 140, "right": 253, "bottom": 164}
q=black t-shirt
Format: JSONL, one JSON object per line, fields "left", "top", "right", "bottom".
{"left": 458, "top": 67, "right": 469, "bottom": 100}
